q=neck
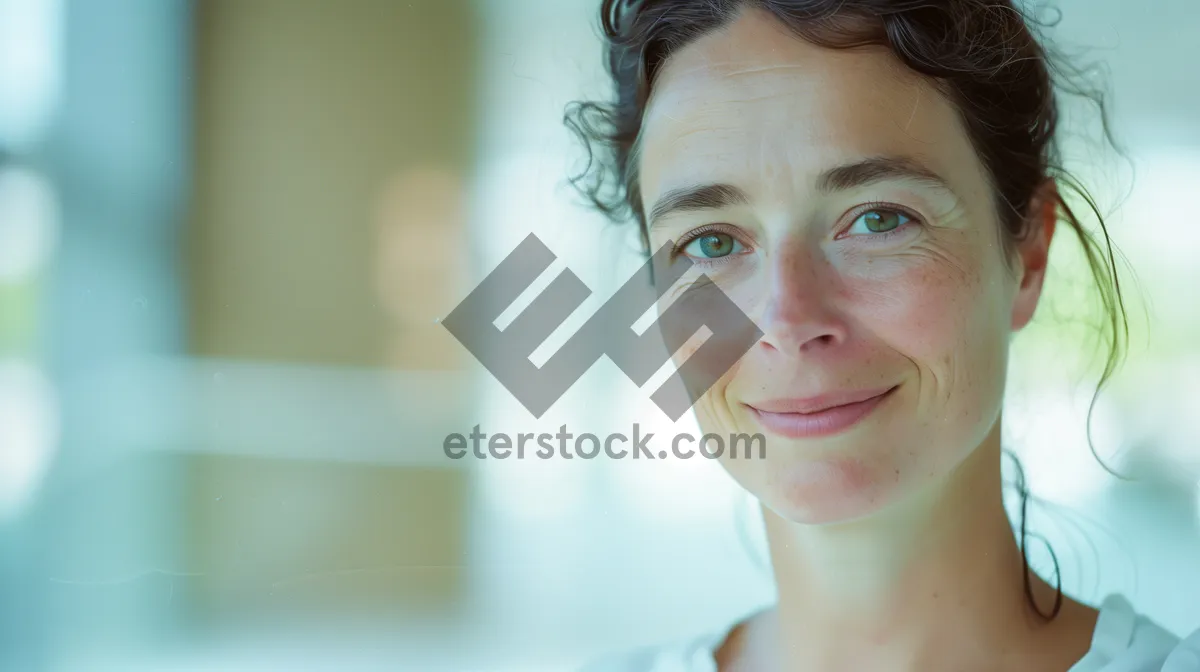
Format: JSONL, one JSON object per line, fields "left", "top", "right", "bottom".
{"left": 757, "top": 423, "right": 1070, "bottom": 671}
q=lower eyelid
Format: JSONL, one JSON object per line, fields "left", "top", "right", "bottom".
{"left": 686, "top": 247, "right": 754, "bottom": 266}
{"left": 869, "top": 224, "right": 915, "bottom": 241}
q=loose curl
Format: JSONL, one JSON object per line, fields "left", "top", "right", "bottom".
{"left": 565, "top": 0, "right": 1132, "bottom": 622}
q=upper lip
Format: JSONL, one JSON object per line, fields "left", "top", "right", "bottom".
{"left": 745, "top": 386, "right": 896, "bottom": 414}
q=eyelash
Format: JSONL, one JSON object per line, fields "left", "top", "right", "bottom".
{"left": 671, "top": 202, "right": 922, "bottom": 264}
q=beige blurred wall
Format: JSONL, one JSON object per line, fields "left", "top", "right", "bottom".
{"left": 185, "top": 0, "right": 479, "bottom": 624}
{"left": 189, "top": 0, "right": 476, "bottom": 369}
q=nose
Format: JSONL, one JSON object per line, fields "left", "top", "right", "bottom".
{"left": 757, "top": 239, "right": 849, "bottom": 355}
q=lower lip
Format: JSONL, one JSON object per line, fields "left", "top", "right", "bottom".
{"left": 747, "top": 387, "right": 895, "bottom": 438}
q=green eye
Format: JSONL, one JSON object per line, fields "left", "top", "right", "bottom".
{"left": 849, "top": 208, "right": 912, "bottom": 235}
{"left": 682, "top": 232, "right": 743, "bottom": 259}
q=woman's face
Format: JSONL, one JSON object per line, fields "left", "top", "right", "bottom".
{"left": 640, "top": 10, "right": 1050, "bottom": 524}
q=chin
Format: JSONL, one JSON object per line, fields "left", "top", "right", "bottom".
{"left": 766, "top": 455, "right": 903, "bottom": 524}
{"left": 695, "top": 389, "right": 940, "bottom": 525}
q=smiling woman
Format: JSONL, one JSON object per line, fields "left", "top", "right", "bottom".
{"left": 566, "top": 1, "right": 1199, "bottom": 671}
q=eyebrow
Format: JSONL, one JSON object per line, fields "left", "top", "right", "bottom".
{"left": 817, "top": 155, "right": 951, "bottom": 194}
{"left": 647, "top": 183, "right": 750, "bottom": 228}
{"left": 647, "top": 155, "right": 955, "bottom": 232}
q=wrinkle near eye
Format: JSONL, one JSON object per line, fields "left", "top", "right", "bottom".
{"left": 667, "top": 275, "right": 718, "bottom": 302}
{"left": 907, "top": 239, "right": 975, "bottom": 288}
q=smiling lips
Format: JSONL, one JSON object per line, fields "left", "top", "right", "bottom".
{"left": 744, "top": 386, "right": 897, "bottom": 438}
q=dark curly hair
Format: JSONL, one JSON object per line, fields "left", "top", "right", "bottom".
{"left": 564, "top": 0, "right": 1132, "bottom": 622}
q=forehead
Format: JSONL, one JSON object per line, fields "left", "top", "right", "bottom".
{"left": 638, "top": 9, "right": 986, "bottom": 207}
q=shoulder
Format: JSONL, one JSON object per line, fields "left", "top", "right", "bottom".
{"left": 1153, "top": 626, "right": 1200, "bottom": 671}
{"left": 1126, "top": 624, "right": 1200, "bottom": 672}
{"left": 1075, "top": 594, "right": 1200, "bottom": 671}
{"left": 575, "top": 644, "right": 675, "bottom": 672}
{"left": 577, "top": 632, "right": 721, "bottom": 672}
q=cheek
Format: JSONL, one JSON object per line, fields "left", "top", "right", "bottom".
{"left": 853, "top": 266, "right": 975, "bottom": 358}
{"left": 660, "top": 277, "right": 761, "bottom": 373}
{"left": 845, "top": 240, "right": 1007, "bottom": 361}
{"left": 652, "top": 276, "right": 763, "bottom": 419}
{"left": 847, "top": 250, "right": 1013, "bottom": 435}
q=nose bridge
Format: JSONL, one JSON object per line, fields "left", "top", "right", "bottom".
{"left": 760, "top": 236, "right": 846, "bottom": 352}
{"left": 769, "top": 237, "right": 825, "bottom": 311}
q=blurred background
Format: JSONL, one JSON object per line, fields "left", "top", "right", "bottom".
{"left": 0, "top": 0, "right": 1197, "bottom": 670}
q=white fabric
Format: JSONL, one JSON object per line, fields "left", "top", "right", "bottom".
{"left": 582, "top": 594, "right": 1200, "bottom": 671}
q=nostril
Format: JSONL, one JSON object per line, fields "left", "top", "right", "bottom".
{"left": 801, "top": 333, "right": 838, "bottom": 350}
